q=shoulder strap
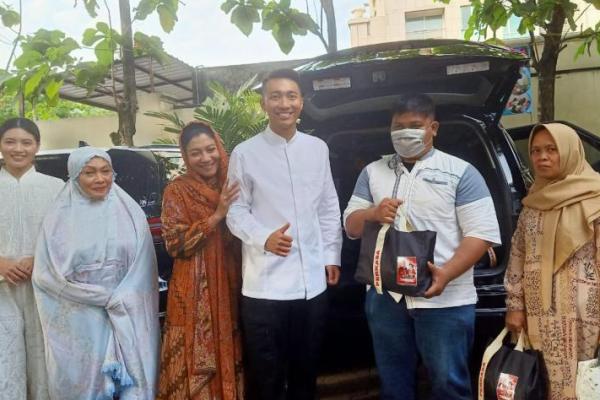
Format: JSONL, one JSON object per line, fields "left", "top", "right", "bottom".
{"left": 371, "top": 171, "right": 415, "bottom": 294}
{"left": 391, "top": 163, "right": 413, "bottom": 232}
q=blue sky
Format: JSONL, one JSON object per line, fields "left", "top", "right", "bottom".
{"left": 0, "top": 0, "right": 360, "bottom": 68}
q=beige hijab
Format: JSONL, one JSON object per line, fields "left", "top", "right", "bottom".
{"left": 522, "top": 123, "right": 600, "bottom": 311}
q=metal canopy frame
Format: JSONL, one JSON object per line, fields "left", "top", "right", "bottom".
{"left": 59, "top": 54, "right": 201, "bottom": 111}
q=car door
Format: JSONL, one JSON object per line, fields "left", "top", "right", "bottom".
{"left": 507, "top": 121, "right": 600, "bottom": 172}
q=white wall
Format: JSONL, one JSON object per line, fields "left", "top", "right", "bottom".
{"left": 37, "top": 93, "right": 195, "bottom": 150}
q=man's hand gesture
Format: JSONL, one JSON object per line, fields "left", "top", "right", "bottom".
{"left": 265, "top": 223, "right": 293, "bottom": 257}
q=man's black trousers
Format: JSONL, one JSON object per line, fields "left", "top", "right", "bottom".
{"left": 241, "top": 291, "right": 328, "bottom": 400}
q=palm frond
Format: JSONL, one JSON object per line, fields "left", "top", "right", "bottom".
{"left": 144, "top": 111, "right": 186, "bottom": 135}
{"left": 152, "top": 136, "right": 178, "bottom": 145}
{"left": 145, "top": 77, "right": 266, "bottom": 153}
{"left": 193, "top": 76, "right": 267, "bottom": 152}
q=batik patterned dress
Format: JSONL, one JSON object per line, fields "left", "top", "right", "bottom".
{"left": 157, "top": 174, "right": 244, "bottom": 400}
{"left": 505, "top": 207, "right": 600, "bottom": 400}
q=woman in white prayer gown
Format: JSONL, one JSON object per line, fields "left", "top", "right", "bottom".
{"left": 0, "top": 118, "right": 63, "bottom": 400}
{"left": 32, "top": 147, "right": 160, "bottom": 400}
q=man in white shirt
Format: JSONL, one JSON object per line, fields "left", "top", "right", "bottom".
{"left": 227, "top": 69, "right": 343, "bottom": 400}
{"left": 344, "top": 94, "right": 501, "bottom": 400}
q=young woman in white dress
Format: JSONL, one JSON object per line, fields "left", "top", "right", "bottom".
{"left": 0, "top": 118, "right": 63, "bottom": 400}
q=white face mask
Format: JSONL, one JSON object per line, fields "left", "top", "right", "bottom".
{"left": 390, "top": 128, "right": 430, "bottom": 159}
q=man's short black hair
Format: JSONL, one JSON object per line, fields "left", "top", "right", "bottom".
{"left": 261, "top": 68, "right": 302, "bottom": 96}
{"left": 391, "top": 93, "right": 436, "bottom": 119}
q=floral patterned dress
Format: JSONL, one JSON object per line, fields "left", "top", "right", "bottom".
{"left": 505, "top": 207, "right": 600, "bottom": 400}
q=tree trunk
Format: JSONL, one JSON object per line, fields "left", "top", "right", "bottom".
{"left": 118, "top": 0, "right": 137, "bottom": 147}
{"left": 18, "top": 91, "right": 24, "bottom": 117}
{"left": 536, "top": 5, "right": 566, "bottom": 122}
{"left": 321, "top": 0, "right": 337, "bottom": 53}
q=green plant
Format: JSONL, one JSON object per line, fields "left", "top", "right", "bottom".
{"left": 0, "top": 91, "right": 112, "bottom": 121}
{"left": 196, "top": 78, "right": 267, "bottom": 152}
{"left": 1, "top": 0, "right": 179, "bottom": 146}
{"left": 221, "top": 0, "right": 337, "bottom": 54}
{"left": 2, "top": 29, "right": 80, "bottom": 108}
{"left": 147, "top": 77, "right": 268, "bottom": 152}
{"left": 144, "top": 110, "right": 186, "bottom": 134}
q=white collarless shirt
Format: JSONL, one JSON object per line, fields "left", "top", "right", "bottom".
{"left": 227, "top": 127, "right": 342, "bottom": 300}
{"left": 0, "top": 167, "right": 64, "bottom": 282}
{"left": 344, "top": 149, "right": 501, "bottom": 308}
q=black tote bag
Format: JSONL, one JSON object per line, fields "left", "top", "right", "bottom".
{"left": 355, "top": 219, "right": 436, "bottom": 297}
{"left": 354, "top": 169, "right": 436, "bottom": 297}
{"left": 478, "top": 328, "right": 547, "bottom": 400}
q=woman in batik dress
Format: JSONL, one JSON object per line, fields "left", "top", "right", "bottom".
{"left": 505, "top": 123, "right": 600, "bottom": 400}
{"left": 157, "top": 121, "right": 244, "bottom": 400}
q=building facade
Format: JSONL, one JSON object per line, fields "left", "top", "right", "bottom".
{"left": 347, "top": 0, "right": 600, "bottom": 134}
{"left": 349, "top": 0, "right": 599, "bottom": 46}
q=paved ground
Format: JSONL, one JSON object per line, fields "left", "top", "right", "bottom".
{"left": 316, "top": 366, "right": 432, "bottom": 399}
{"left": 317, "top": 368, "right": 380, "bottom": 399}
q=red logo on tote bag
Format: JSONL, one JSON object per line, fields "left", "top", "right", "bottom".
{"left": 496, "top": 372, "right": 518, "bottom": 400}
{"left": 396, "top": 256, "right": 417, "bottom": 286}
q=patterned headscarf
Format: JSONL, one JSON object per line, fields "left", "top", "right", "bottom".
{"left": 178, "top": 121, "right": 229, "bottom": 208}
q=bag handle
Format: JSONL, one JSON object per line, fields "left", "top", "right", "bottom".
{"left": 478, "top": 328, "right": 510, "bottom": 400}
{"left": 391, "top": 166, "right": 413, "bottom": 232}
{"left": 371, "top": 171, "right": 411, "bottom": 295}
{"left": 372, "top": 224, "right": 390, "bottom": 295}
{"left": 478, "top": 328, "right": 533, "bottom": 400}
{"left": 515, "top": 329, "right": 533, "bottom": 352}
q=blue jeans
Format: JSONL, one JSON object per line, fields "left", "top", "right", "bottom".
{"left": 365, "top": 288, "right": 475, "bottom": 400}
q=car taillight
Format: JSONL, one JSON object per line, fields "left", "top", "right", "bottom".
{"left": 148, "top": 217, "right": 162, "bottom": 241}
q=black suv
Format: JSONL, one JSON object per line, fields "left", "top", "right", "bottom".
{"left": 34, "top": 145, "right": 184, "bottom": 319}
{"left": 293, "top": 39, "right": 600, "bottom": 373}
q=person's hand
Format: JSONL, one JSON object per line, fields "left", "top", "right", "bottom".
{"left": 265, "top": 223, "right": 293, "bottom": 257}
{"left": 215, "top": 179, "right": 240, "bottom": 220}
{"left": 423, "top": 261, "right": 451, "bottom": 298}
{"left": 370, "top": 198, "right": 402, "bottom": 224}
{"left": 17, "top": 257, "right": 34, "bottom": 275}
{"left": 505, "top": 310, "right": 527, "bottom": 335}
{"left": 0, "top": 259, "right": 30, "bottom": 284}
{"left": 325, "top": 265, "right": 340, "bottom": 286}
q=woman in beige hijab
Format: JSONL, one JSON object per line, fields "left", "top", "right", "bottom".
{"left": 505, "top": 122, "right": 600, "bottom": 399}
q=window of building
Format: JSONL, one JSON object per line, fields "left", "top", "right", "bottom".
{"left": 504, "top": 14, "right": 526, "bottom": 39}
{"left": 460, "top": 5, "right": 472, "bottom": 38}
{"left": 370, "top": 0, "right": 377, "bottom": 17}
{"left": 405, "top": 10, "right": 444, "bottom": 40}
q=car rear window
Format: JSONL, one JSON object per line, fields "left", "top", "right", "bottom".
{"left": 153, "top": 151, "right": 186, "bottom": 182}
{"left": 510, "top": 126, "right": 600, "bottom": 173}
{"left": 35, "top": 154, "right": 69, "bottom": 181}
{"left": 109, "top": 149, "right": 163, "bottom": 217}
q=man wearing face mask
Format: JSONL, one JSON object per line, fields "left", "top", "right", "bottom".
{"left": 344, "top": 93, "right": 501, "bottom": 400}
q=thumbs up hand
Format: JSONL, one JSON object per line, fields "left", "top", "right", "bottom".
{"left": 264, "top": 223, "right": 293, "bottom": 257}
